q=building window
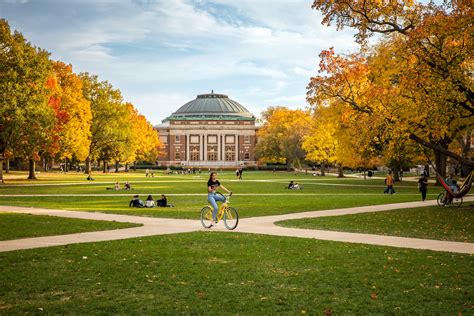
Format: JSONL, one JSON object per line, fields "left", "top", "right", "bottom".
{"left": 175, "top": 151, "right": 181, "bottom": 160}
{"left": 244, "top": 136, "right": 250, "bottom": 143}
{"left": 244, "top": 152, "right": 250, "bottom": 160}
{"left": 207, "top": 145, "right": 218, "bottom": 161}
{"left": 225, "top": 145, "right": 235, "bottom": 161}
{"left": 207, "top": 135, "right": 217, "bottom": 144}
{"left": 175, "top": 135, "right": 180, "bottom": 143}
{"left": 225, "top": 135, "right": 235, "bottom": 144}
{"left": 190, "top": 135, "right": 200, "bottom": 144}
{"left": 190, "top": 145, "right": 200, "bottom": 161}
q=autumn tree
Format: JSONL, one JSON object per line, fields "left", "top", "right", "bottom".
{"left": 125, "top": 103, "right": 162, "bottom": 171}
{"left": 303, "top": 101, "right": 371, "bottom": 177}
{"left": 0, "top": 19, "right": 55, "bottom": 180}
{"left": 310, "top": 1, "right": 473, "bottom": 175}
{"left": 46, "top": 62, "right": 92, "bottom": 169}
{"left": 79, "top": 73, "right": 128, "bottom": 174}
{"left": 256, "top": 107, "right": 311, "bottom": 170}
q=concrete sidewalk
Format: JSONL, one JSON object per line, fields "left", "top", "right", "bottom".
{"left": 1, "top": 198, "right": 473, "bottom": 254}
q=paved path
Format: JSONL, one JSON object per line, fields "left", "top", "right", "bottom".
{"left": 1, "top": 198, "right": 473, "bottom": 254}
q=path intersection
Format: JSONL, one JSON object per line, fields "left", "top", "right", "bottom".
{"left": 1, "top": 198, "right": 473, "bottom": 254}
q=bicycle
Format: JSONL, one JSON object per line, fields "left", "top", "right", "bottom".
{"left": 200, "top": 192, "right": 239, "bottom": 230}
{"left": 436, "top": 191, "right": 463, "bottom": 207}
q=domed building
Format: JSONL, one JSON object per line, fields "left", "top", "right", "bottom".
{"left": 154, "top": 92, "right": 259, "bottom": 168}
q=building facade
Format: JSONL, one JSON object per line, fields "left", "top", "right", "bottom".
{"left": 154, "top": 92, "right": 259, "bottom": 168}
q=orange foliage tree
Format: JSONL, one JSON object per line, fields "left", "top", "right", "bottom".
{"left": 309, "top": 0, "right": 473, "bottom": 175}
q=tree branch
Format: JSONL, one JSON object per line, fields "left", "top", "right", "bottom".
{"left": 409, "top": 133, "right": 474, "bottom": 168}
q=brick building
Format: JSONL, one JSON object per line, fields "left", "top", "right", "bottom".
{"left": 154, "top": 92, "right": 259, "bottom": 168}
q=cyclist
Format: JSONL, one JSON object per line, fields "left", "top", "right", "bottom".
{"left": 207, "top": 172, "right": 231, "bottom": 226}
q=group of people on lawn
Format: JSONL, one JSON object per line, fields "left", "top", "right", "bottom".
{"left": 129, "top": 194, "right": 174, "bottom": 208}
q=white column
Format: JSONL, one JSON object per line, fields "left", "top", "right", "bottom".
{"left": 235, "top": 134, "right": 238, "bottom": 161}
{"left": 186, "top": 134, "right": 189, "bottom": 162}
{"left": 203, "top": 134, "right": 207, "bottom": 162}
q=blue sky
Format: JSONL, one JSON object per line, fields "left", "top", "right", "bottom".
{"left": 0, "top": 0, "right": 358, "bottom": 124}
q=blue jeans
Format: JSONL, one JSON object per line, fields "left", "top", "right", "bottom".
{"left": 208, "top": 193, "right": 225, "bottom": 221}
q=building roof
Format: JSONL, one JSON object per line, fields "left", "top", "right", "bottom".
{"left": 164, "top": 92, "right": 255, "bottom": 121}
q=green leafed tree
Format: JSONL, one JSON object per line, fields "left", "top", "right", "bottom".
{"left": 0, "top": 19, "right": 55, "bottom": 181}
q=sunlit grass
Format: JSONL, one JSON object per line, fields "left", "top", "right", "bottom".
{"left": 0, "top": 212, "right": 141, "bottom": 241}
{"left": 0, "top": 233, "right": 472, "bottom": 315}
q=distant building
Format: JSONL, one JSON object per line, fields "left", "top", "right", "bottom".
{"left": 154, "top": 92, "right": 259, "bottom": 168}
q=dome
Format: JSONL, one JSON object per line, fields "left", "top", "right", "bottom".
{"left": 165, "top": 92, "right": 255, "bottom": 121}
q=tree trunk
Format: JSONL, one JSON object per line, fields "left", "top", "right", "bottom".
{"left": 286, "top": 160, "right": 291, "bottom": 171}
{"left": 434, "top": 150, "right": 447, "bottom": 185}
{"left": 133, "top": 161, "right": 137, "bottom": 171}
{"left": 85, "top": 156, "right": 91, "bottom": 174}
{"left": 15, "top": 157, "right": 22, "bottom": 171}
{"left": 392, "top": 165, "right": 400, "bottom": 182}
{"left": 115, "top": 161, "right": 119, "bottom": 173}
{"left": 337, "top": 164, "right": 344, "bottom": 178}
{"left": 125, "top": 163, "right": 129, "bottom": 172}
{"left": 5, "top": 158, "right": 9, "bottom": 173}
{"left": 320, "top": 163, "right": 326, "bottom": 176}
{"left": 103, "top": 160, "right": 107, "bottom": 173}
{"left": 0, "top": 155, "right": 4, "bottom": 184}
{"left": 28, "top": 158, "right": 37, "bottom": 180}
{"left": 424, "top": 164, "right": 430, "bottom": 178}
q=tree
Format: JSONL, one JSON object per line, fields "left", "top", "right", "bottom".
{"left": 0, "top": 19, "right": 55, "bottom": 180}
{"left": 255, "top": 107, "right": 311, "bottom": 170}
{"left": 126, "top": 103, "right": 162, "bottom": 170}
{"left": 80, "top": 73, "right": 124, "bottom": 174}
{"left": 48, "top": 61, "right": 92, "bottom": 164}
{"left": 310, "top": 1, "right": 474, "bottom": 173}
{"left": 303, "top": 102, "right": 368, "bottom": 177}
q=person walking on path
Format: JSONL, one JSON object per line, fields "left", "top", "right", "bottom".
{"left": 384, "top": 171, "right": 396, "bottom": 194}
{"left": 418, "top": 175, "right": 428, "bottom": 201}
{"left": 238, "top": 167, "right": 243, "bottom": 180}
{"left": 207, "top": 172, "right": 231, "bottom": 226}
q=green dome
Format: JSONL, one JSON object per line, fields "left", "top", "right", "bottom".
{"left": 166, "top": 92, "right": 255, "bottom": 121}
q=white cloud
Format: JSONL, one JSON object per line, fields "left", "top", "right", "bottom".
{"left": 0, "top": 0, "right": 359, "bottom": 124}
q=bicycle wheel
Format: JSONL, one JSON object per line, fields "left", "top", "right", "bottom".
{"left": 200, "top": 206, "right": 213, "bottom": 229}
{"left": 437, "top": 193, "right": 446, "bottom": 206}
{"left": 224, "top": 207, "right": 239, "bottom": 230}
{"left": 452, "top": 196, "right": 463, "bottom": 207}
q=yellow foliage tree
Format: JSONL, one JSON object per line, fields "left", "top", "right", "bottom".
{"left": 256, "top": 107, "right": 311, "bottom": 169}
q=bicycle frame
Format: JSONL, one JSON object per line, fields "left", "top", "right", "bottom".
{"left": 215, "top": 195, "right": 231, "bottom": 222}
{"left": 201, "top": 192, "right": 238, "bottom": 230}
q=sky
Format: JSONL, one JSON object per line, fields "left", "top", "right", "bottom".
{"left": 0, "top": 0, "right": 359, "bottom": 125}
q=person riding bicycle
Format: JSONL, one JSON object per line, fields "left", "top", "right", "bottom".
{"left": 207, "top": 172, "right": 231, "bottom": 227}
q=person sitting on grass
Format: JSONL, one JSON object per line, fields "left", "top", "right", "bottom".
{"left": 114, "top": 181, "right": 120, "bottom": 190}
{"left": 86, "top": 174, "right": 94, "bottom": 181}
{"left": 157, "top": 194, "right": 174, "bottom": 207}
{"left": 124, "top": 182, "right": 131, "bottom": 190}
{"left": 129, "top": 195, "right": 144, "bottom": 208}
{"left": 145, "top": 195, "right": 155, "bottom": 208}
{"left": 288, "top": 181, "right": 295, "bottom": 189}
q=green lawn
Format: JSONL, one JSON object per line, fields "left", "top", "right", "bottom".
{"left": 277, "top": 205, "right": 474, "bottom": 242}
{"left": 0, "top": 170, "right": 438, "bottom": 219}
{"left": 0, "top": 171, "right": 472, "bottom": 314}
{"left": 0, "top": 213, "right": 141, "bottom": 241}
{"left": 0, "top": 233, "right": 472, "bottom": 315}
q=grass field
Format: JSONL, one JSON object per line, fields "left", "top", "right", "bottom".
{"left": 0, "top": 170, "right": 434, "bottom": 219}
{"left": 0, "top": 213, "right": 141, "bottom": 241}
{"left": 0, "top": 170, "right": 472, "bottom": 314}
{"left": 277, "top": 205, "right": 474, "bottom": 242}
{"left": 1, "top": 233, "right": 473, "bottom": 315}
